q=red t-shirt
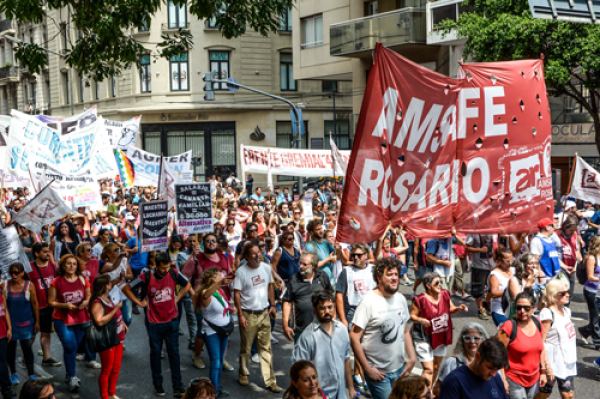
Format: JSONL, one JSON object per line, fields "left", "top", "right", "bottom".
{"left": 139, "top": 270, "right": 179, "bottom": 324}
{"left": 93, "top": 298, "right": 125, "bottom": 342}
{"left": 28, "top": 261, "right": 57, "bottom": 309}
{"left": 82, "top": 259, "right": 103, "bottom": 288}
{"left": 52, "top": 276, "right": 90, "bottom": 326}
{"left": 500, "top": 319, "right": 544, "bottom": 388}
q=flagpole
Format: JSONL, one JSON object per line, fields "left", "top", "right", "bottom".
{"left": 157, "top": 153, "right": 164, "bottom": 200}
{"left": 561, "top": 153, "right": 578, "bottom": 225}
{"left": 330, "top": 133, "right": 337, "bottom": 188}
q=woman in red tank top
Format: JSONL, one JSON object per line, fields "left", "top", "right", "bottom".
{"left": 48, "top": 254, "right": 91, "bottom": 393}
{"left": 90, "top": 274, "right": 127, "bottom": 399}
{"left": 410, "top": 272, "right": 468, "bottom": 386}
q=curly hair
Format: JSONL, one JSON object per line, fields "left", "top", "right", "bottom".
{"left": 389, "top": 375, "right": 430, "bottom": 399}
{"left": 515, "top": 252, "right": 537, "bottom": 281}
{"left": 192, "top": 267, "right": 222, "bottom": 311}
{"left": 58, "top": 254, "right": 81, "bottom": 277}
{"left": 372, "top": 256, "right": 402, "bottom": 285}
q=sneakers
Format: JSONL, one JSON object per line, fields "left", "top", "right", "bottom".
{"left": 579, "top": 326, "right": 590, "bottom": 345}
{"left": 193, "top": 356, "right": 206, "bottom": 369}
{"left": 402, "top": 279, "right": 413, "bottom": 286}
{"left": 132, "top": 305, "right": 140, "bottom": 315}
{"left": 10, "top": 374, "right": 18, "bottom": 387}
{"left": 478, "top": 308, "right": 490, "bottom": 320}
{"left": 41, "top": 357, "right": 61, "bottom": 367}
{"left": 462, "top": 292, "right": 472, "bottom": 299}
{"left": 76, "top": 354, "right": 84, "bottom": 362}
{"left": 239, "top": 376, "right": 249, "bottom": 386}
{"left": 173, "top": 384, "right": 187, "bottom": 398}
{"left": 85, "top": 360, "right": 102, "bottom": 369}
{"left": 37, "top": 350, "right": 43, "bottom": 356}
{"left": 154, "top": 385, "right": 166, "bottom": 397}
{"left": 68, "top": 376, "right": 80, "bottom": 393}
{"left": 271, "top": 334, "right": 279, "bottom": 344}
{"left": 219, "top": 386, "right": 230, "bottom": 397}
{"left": 28, "top": 376, "right": 36, "bottom": 381}
{"left": 251, "top": 353, "right": 260, "bottom": 363}
{"left": 594, "top": 358, "right": 600, "bottom": 369}
{"left": 354, "top": 375, "right": 368, "bottom": 393}
{"left": 222, "top": 360, "right": 235, "bottom": 371}
{"left": 267, "top": 384, "right": 282, "bottom": 393}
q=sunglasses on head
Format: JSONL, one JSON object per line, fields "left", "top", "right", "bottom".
{"left": 516, "top": 305, "right": 532, "bottom": 312}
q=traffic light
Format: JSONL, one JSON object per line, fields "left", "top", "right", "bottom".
{"left": 203, "top": 72, "right": 215, "bottom": 101}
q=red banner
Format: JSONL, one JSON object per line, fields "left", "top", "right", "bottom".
{"left": 337, "top": 44, "right": 553, "bottom": 243}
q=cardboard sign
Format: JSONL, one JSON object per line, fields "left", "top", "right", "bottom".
{"left": 175, "top": 183, "right": 213, "bottom": 234}
{"left": 140, "top": 200, "right": 169, "bottom": 253}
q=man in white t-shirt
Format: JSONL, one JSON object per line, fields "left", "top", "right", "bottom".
{"left": 350, "top": 257, "right": 416, "bottom": 399}
{"left": 233, "top": 242, "right": 281, "bottom": 393}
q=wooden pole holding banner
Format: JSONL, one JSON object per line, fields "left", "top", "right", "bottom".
{"left": 561, "top": 153, "right": 578, "bottom": 226}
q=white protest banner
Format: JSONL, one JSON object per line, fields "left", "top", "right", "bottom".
{"left": 570, "top": 155, "right": 600, "bottom": 204}
{"left": 302, "top": 188, "right": 315, "bottom": 223}
{"left": 127, "top": 145, "right": 192, "bottom": 187}
{"left": 0, "top": 132, "right": 30, "bottom": 188}
{"left": 12, "top": 184, "right": 73, "bottom": 233}
{"left": 175, "top": 183, "right": 213, "bottom": 234}
{"left": 140, "top": 200, "right": 169, "bottom": 252}
{"left": 330, "top": 135, "right": 348, "bottom": 176}
{"left": 102, "top": 116, "right": 141, "bottom": 151}
{"left": 6, "top": 109, "right": 104, "bottom": 179}
{"left": 159, "top": 160, "right": 194, "bottom": 209}
{"left": 240, "top": 144, "right": 351, "bottom": 178}
{"left": 0, "top": 226, "right": 31, "bottom": 277}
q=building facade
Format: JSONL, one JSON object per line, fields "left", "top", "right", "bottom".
{"left": 0, "top": 4, "right": 353, "bottom": 186}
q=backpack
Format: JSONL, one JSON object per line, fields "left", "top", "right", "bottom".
{"left": 576, "top": 258, "right": 590, "bottom": 285}
{"left": 508, "top": 317, "right": 542, "bottom": 344}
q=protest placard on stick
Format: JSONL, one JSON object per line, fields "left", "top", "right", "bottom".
{"left": 175, "top": 183, "right": 213, "bottom": 235}
{"left": 140, "top": 200, "right": 169, "bottom": 253}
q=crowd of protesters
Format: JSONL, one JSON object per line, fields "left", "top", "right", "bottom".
{"left": 0, "top": 176, "right": 597, "bottom": 399}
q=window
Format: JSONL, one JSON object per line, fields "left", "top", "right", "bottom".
{"left": 322, "top": 80, "right": 338, "bottom": 92}
{"left": 79, "top": 74, "right": 84, "bottom": 102}
{"left": 140, "top": 54, "right": 151, "bottom": 93}
{"left": 168, "top": 0, "right": 187, "bottom": 29}
{"left": 138, "top": 15, "right": 150, "bottom": 32}
{"left": 280, "top": 53, "right": 296, "bottom": 91}
{"left": 30, "top": 82, "right": 36, "bottom": 111}
{"left": 208, "top": 5, "right": 226, "bottom": 29}
{"left": 45, "top": 78, "right": 51, "bottom": 109}
{"left": 365, "top": 1, "right": 378, "bottom": 16}
{"left": 325, "top": 120, "right": 351, "bottom": 150}
{"left": 111, "top": 75, "right": 117, "bottom": 97}
{"left": 209, "top": 51, "right": 229, "bottom": 90}
{"left": 276, "top": 121, "right": 309, "bottom": 181}
{"left": 95, "top": 81, "right": 99, "bottom": 100}
{"left": 63, "top": 72, "right": 70, "bottom": 104}
{"left": 302, "top": 15, "right": 323, "bottom": 48}
{"left": 170, "top": 53, "right": 189, "bottom": 91}
{"left": 280, "top": 7, "right": 292, "bottom": 31}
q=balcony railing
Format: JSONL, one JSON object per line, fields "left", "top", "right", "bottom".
{"left": 161, "top": 22, "right": 190, "bottom": 31}
{"left": 330, "top": 8, "right": 426, "bottom": 56}
{"left": 0, "top": 66, "right": 19, "bottom": 81}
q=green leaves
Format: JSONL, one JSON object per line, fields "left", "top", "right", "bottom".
{"left": 5, "top": 0, "right": 293, "bottom": 80}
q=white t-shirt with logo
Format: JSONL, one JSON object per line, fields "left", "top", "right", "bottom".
{"left": 539, "top": 307, "right": 577, "bottom": 379}
{"left": 352, "top": 291, "right": 410, "bottom": 374}
{"left": 233, "top": 262, "right": 273, "bottom": 311}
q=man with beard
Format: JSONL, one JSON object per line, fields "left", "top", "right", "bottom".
{"left": 182, "top": 233, "right": 235, "bottom": 371}
{"left": 439, "top": 338, "right": 509, "bottom": 399}
{"left": 282, "top": 252, "right": 333, "bottom": 342}
{"left": 305, "top": 220, "right": 337, "bottom": 285}
{"left": 350, "top": 257, "right": 416, "bottom": 399}
{"left": 292, "top": 290, "right": 355, "bottom": 399}
{"left": 233, "top": 242, "right": 281, "bottom": 393}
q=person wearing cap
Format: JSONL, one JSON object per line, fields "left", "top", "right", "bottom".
{"left": 531, "top": 217, "right": 564, "bottom": 279}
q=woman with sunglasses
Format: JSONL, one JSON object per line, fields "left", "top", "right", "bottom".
{"left": 4, "top": 263, "right": 38, "bottom": 385}
{"left": 76, "top": 243, "right": 125, "bottom": 289}
{"left": 498, "top": 290, "right": 550, "bottom": 399}
{"left": 48, "top": 255, "right": 91, "bottom": 393}
{"left": 92, "top": 229, "right": 112, "bottom": 260}
{"left": 489, "top": 247, "right": 516, "bottom": 326}
{"left": 92, "top": 213, "right": 118, "bottom": 242}
{"left": 506, "top": 253, "right": 544, "bottom": 320}
{"left": 433, "top": 322, "right": 488, "bottom": 397}
{"left": 536, "top": 279, "right": 575, "bottom": 399}
{"left": 18, "top": 380, "right": 53, "bottom": 399}
{"left": 49, "top": 222, "right": 81, "bottom": 265}
{"left": 225, "top": 218, "right": 242, "bottom": 254}
{"left": 389, "top": 375, "right": 431, "bottom": 399}
{"left": 411, "top": 272, "right": 468, "bottom": 386}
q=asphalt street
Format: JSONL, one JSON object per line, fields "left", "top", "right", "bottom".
{"left": 10, "top": 268, "right": 600, "bottom": 399}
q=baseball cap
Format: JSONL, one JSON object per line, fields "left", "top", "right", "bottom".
{"left": 538, "top": 218, "right": 554, "bottom": 230}
{"left": 126, "top": 215, "right": 137, "bottom": 221}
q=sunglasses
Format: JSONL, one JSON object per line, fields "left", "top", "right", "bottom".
{"left": 516, "top": 305, "right": 532, "bottom": 312}
{"left": 329, "top": 213, "right": 337, "bottom": 216}
{"left": 248, "top": 229, "right": 258, "bottom": 233}
{"left": 9, "top": 270, "right": 20, "bottom": 275}
{"left": 462, "top": 335, "right": 482, "bottom": 343}
{"left": 227, "top": 224, "right": 235, "bottom": 226}
{"left": 350, "top": 253, "right": 365, "bottom": 259}
{"left": 432, "top": 280, "right": 441, "bottom": 286}
{"left": 294, "top": 211, "right": 301, "bottom": 215}
{"left": 113, "top": 249, "right": 120, "bottom": 253}
{"left": 285, "top": 237, "right": 294, "bottom": 241}
{"left": 557, "top": 290, "right": 570, "bottom": 297}
{"left": 86, "top": 248, "right": 93, "bottom": 252}
{"left": 205, "top": 240, "right": 217, "bottom": 244}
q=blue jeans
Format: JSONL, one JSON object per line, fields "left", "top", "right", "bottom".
{"left": 54, "top": 320, "right": 87, "bottom": 378}
{"left": 178, "top": 296, "right": 198, "bottom": 343}
{"left": 147, "top": 319, "right": 182, "bottom": 388}
{"left": 205, "top": 333, "right": 228, "bottom": 394}
{"left": 121, "top": 298, "right": 132, "bottom": 327}
{"left": 364, "top": 365, "right": 405, "bottom": 399}
{"left": 400, "top": 263, "right": 408, "bottom": 279}
{"left": 492, "top": 312, "right": 508, "bottom": 327}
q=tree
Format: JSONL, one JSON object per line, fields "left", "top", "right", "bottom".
{"left": 441, "top": 0, "right": 600, "bottom": 153}
{"left": 1, "top": 0, "right": 292, "bottom": 81}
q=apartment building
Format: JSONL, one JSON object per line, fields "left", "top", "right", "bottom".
{"left": 0, "top": 3, "right": 353, "bottom": 184}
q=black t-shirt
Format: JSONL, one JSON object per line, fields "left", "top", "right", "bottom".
{"left": 282, "top": 270, "right": 332, "bottom": 334}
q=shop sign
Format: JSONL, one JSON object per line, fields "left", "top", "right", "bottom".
{"left": 159, "top": 113, "right": 210, "bottom": 121}
{"left": 551, "top": 123, "right": 595, "bottom": 143}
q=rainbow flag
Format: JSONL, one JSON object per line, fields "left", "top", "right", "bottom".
{"left": 114, "top": 149, "right": 135, "bottom": 187}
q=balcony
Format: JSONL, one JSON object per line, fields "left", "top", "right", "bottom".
{"left": 0, "top": 19, "right": 15, "bottom": 36}
{"left": 427, "top": 0, "right": 471, "bottom": 45}
{"left": 0, "top": 66, "right": 19, "bottom": 85}
{"left": 330, "top": 8, "right": 427, "bottom": 58}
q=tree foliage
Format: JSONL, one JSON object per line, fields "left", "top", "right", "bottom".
{"left": 441, "top": 0, "right": 600, "bottom": 148}
{"left": 0, "top": 0, "right": 292, "bottom": 81}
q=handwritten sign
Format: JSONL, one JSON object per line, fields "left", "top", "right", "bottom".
{"left": 175, "top": 183, "right": 213, "bottom": 234}
{"left": 140, "top": 200, "right": 169, "bottom": 253}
